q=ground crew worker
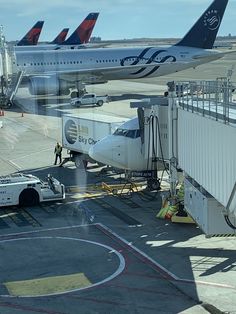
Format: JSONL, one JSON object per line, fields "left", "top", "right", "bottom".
{"left": 54, "top": 142, "right": 62, "bottom": 165}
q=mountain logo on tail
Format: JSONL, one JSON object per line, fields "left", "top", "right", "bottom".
{"left": 204, "top": 10, "right": 221, "bottom": 30}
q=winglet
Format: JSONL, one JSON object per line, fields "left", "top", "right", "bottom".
{"left": 17, "top": 21, "right": 44, "bottom": 46}
{"left": 175, "top": 0, "right": 228, "bottom": 49}
{"left": 62, "top": 12, "right": 99, "bottom": 45}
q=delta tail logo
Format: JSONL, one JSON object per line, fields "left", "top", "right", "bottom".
{"left": 204, "top": 10, "right": 220, "bottom": 30}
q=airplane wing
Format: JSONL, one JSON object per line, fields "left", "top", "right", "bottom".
{"left": 78, "top": 43, "right": 112, "bottom": 48}
{"left": 193, "top": 50, "right": 236, "bottom": 60}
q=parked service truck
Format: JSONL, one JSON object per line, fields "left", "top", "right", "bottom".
{"left": 70, "top": 93, "right": 109, "bottom": 107}
{"left": 62, "top": 113, "right": 128, "bottom": 167}
{"left": 0, "top": 173, "right": 65, "bottom": 207}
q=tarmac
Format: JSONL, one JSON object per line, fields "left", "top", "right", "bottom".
{"left": 0, "top": 54, "right": 236, "bottom": 313}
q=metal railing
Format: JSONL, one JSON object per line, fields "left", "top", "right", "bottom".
{"left": 175, "top": 78, "right": 236, "bottom": 125}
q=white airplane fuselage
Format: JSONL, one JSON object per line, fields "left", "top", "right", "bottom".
{"left": 89, "top": 116, "right": 169, "bottom": 172}
{"left": 14, "top": 45, "right": 58, "bottom": 51}
{"left": 89, "top": 117, "right": 146, "bottom": 171}
{"left": 14, "top": 45, "right": 222, "bottom": 81}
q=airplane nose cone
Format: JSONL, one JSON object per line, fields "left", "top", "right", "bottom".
{"left": 89, "top": 137, "right": 113, "bottom": 166}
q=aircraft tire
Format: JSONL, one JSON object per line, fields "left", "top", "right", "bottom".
{"left": 71, "top": 91, "right": 79, "bottom": 98}
{"left": 74, "top": 155, "right": 85, "bottom": 168}
{"left": 6, "top": 101, "right": 12, "bottom": 108}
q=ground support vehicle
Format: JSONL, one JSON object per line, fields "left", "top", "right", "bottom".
{"left": 0, "top": 173, "right": 65, "bottom": 207}
{"left": 70, "top": 93, "right": 109, "bottom": 107}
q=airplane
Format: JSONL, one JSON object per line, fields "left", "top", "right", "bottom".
{"left": 50, "top": 28, "right": 69, "bottom": 45}
{"left": 61, "top": 12, "right": 99, "bottom": 46}
{"left": 13, "top": 0, "right": 229, "bottom": 97}
{"left": 89, "top": 117, "right": 145, "bottom": 171}
{"left": 17, "top": 21, "right": 44, "bottom": 46}
{"left": 14, "top": 13, "right": 99, "bottom": 52}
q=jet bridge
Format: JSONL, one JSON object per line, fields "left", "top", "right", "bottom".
{"left": 168, "top": 78, "right": 236, "bottom": 237}
{"left": 130, "top": 97, "right": 169, "bottom": 190}
{"left": 0, "top": 26, "right": 23, "bottom": 108}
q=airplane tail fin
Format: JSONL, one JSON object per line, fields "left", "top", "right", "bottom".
{"left": 63, "top": 12, "right": 99, "bottom": 45}
{"left": 50, "top": 28, "right": 69, "bottom": 44}
{"left": 17, "top": 21, "right": 44, "bottom": 46}
{"left": 175, "top": 0, "right": 228, "bottom": 49}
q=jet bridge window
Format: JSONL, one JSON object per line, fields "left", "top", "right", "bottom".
{"left": 114, "top": 128, "right": 140, "bottom": 138}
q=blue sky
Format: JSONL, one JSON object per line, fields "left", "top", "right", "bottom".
{"left": 1, "top": 0, "right": 236, "bottom": 42}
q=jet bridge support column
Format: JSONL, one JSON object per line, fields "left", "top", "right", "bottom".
{"left": 0, "top": 26, "right": 21, "bottom": 108}
{"left": 0, "top": 26, "right": 8, "bottom": 107}
{"left": 167, "top": 81, "right": 179, "bottom": 203}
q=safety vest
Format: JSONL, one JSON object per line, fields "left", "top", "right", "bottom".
{"left": 55, "top": 145, "right": 62, "bottom": 154}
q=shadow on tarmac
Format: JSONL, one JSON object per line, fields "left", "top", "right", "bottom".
{"left": 9, "top": 91, "right": 163, "bottom": 118}
{"left": 8, "top": 164, "right": 235, "bottom": 313}
{"left": 13, "top": 166, "right": 236, "bottom": 310}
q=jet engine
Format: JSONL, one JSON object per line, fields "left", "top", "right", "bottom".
{"left": 28, "top": 75, "right": 72, "bottom": 95}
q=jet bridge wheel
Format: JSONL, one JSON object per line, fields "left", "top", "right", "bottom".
{"left": 0, "top": 95, "right": 13, "bottom": 108}
{"left": 147, "top": 178, "right": 161, "bottom": 191}
{"left": 19, "top": 188, "right": 39, "bottom": 206}
{"left": 6, "top": 101, "right": 13, "bottom": 108}
{"left": 2, "top": 100, "right": 13, "bottom": 108}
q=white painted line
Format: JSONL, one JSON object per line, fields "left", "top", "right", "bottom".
{"left": 10, "top": 148, "right": 51, "bottom": 161}
{"left": 1, "top": 223, "right": 235, "bottom": 291}
{"left": 0, "top": 236, "right": 125, "bottom": 298}
{"left": 96, "top": 223, "right": 236, "bottom": 290}
{"left": 8, "top": 160, "right": 21, "bottom": 170}
{"left": 62, "top": 200, "right": 81, "bottom": 205}
{"left": 96, "top": 223, "right": 179, "bottom": 280}
{"left": 0, "top": 224, "right": 96, "bottom": 239}
{"left": 24, "top": 166, "right": 56, "bottom": 173}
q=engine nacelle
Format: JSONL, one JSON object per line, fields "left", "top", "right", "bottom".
{"left": 28, "top": 75, "right": 72, "bottom": 95}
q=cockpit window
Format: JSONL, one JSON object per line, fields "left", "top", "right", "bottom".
{"left": 114, "top": 128, "right": 140, "bottom": 138}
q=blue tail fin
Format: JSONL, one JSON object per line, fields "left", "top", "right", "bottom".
{"left": 62, "top": 12, "right": 99, "bottom": 45}
{"left": 17, "top": 21, "right": 44, "bottom": 46}
{"left": 50, "top": 28, "right": 69, "bottom": 44}
{"left": 175, "top": 0, "right": 228, "bottom": 49}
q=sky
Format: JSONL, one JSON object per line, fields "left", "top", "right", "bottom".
{"left": 1, "top": 0, "right": 236, "bottom": 42}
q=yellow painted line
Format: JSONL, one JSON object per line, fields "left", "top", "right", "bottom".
{"left": 66, "top": 185, "right": 99, "bottom": 193}
{"left": 67, "top": 187, "right": 81, "bottom": 193}
{"left": 101, "top": 182, "right": 145, "bottom": 189}
{"left": 4, "top": 273, "right": 91, "bottom": 296}
{"left": 70, "top": 192, "right": 103, "bottom": 199}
